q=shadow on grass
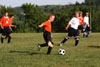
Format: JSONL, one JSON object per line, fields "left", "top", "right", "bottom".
{"left": 9, "top": 51, "right": 45, "bottom": 55}
{"left": 88, "top": 46, "right": 100, "bottom": 48}
{"left": 9, "top": 51, "right": 30, "bottom": 53}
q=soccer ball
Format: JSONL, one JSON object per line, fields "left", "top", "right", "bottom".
{"left": 58, "top": 49, "right": 65, "bottom": 55}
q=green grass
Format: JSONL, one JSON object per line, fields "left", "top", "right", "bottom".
{"left": 0, "top": 33, "right": 100, "bottom": 67}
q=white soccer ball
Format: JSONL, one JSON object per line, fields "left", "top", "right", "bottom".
{"left": 58, "top": 49, "right": 65, "bottom": 55}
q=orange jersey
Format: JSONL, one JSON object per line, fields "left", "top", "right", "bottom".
{"left": 9, "top": 18, "right": 13, "bottom": 25}
{"left": 79, "top": 17, "right": 84, "bottom": 25}
{"left": 43, "top": 20, "right": 51, "bottom": 32}
{"left": 0, "top": 16, "right": 10, "bottom": 27}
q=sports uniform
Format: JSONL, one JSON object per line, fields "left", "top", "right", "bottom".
{"left": 84, "top": 16, "right": 90, "bottom": 32}
{"left": 78, "top": 17, "right": 84, "bottom": 30}
{"left": 1, "top": 16, "right": 11, "bottom": 35}
{"left": 67, "top": 17, "right": 80, "bottom": 38}
{"left": 83, "top": 16, "right": 91, "bottom": 37}
{"left": 38, "top": 20, "right": 53, "bottom": 54}
{"left": 0, "top": 16, "right": 12, "bottom": 44}
{"left": 60, "top": 17, "right": 80, "bottom": 46}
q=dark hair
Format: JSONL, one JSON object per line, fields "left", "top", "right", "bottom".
{"left": 4, "top": 11, "right": 8, "bottom": 13}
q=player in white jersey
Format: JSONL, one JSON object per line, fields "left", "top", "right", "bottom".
{"left": 60, "top": 12, "right": 80, "bottom": 46}
{"left": 83, "top": 12, "right": 91, "bottom": 38}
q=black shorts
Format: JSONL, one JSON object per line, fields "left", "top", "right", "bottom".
{"left": 43, "top": 31, "right": 52, "bottom": 43}
{"left": 2, "top": 27, "right": 11, "bottom": 36}
{"left": 78, "top": 25, "right": 83, "bottom": 30}
{"left": 0, "top": 28, "right": 3, "bottom": 33}
{"left": 67, "top": 27, "right": 79, "bottom": 38}
{"left": 84, "top": 26, "right": 91, "bottom": 32}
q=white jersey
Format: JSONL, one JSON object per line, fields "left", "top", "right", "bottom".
{"left": 84, "top": 16, "right": 89, "bottom": 25}
{"left": 69, "top": 17, "right": 79, "bottom": 30}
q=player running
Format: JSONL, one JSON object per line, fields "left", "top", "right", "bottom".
{"left": 60, "top": 12, "right": 80, "bottom": 46}
{"left": 37, "top": 14, "right": 55, "bottom": 55}
{"left": 78, "top": 12, "right": 84, "bottom": 36}
{"left": 0, "top": 11, "right": 12, "bottom": 44}
{"left": 5, "top": 15, "right": 16, "bottom": 39}
{"left": 83, "top": 12, "right": 91, "bottom": 38}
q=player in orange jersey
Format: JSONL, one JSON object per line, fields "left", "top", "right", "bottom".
{"left": 0, "top": 11, "right": 12, "bottom": 44}
{"left": 78, "top": 12, "right": 84, "bottom": 36}
{"left": 38, "top": 14, "right": 55, "bottom": 55}
{"left": 5, "top": 15, "right": 16, "bottom": 39}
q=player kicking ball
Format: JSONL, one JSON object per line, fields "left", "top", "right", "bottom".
{"left": 83, "top": 12, "right": 91, "bottom": 38}
{"left": 60, "top": 12, "right": 80, "bottom": 46}
{"left": 38, "top": 14, "right": 55, "bottom": 55}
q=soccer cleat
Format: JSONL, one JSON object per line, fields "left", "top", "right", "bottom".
{"left": 60, "top": 43, "right": 63, "bottom": 46}
{"left": 75, "top": 44, "right": 79, "bottom": 46}
{"left": 37, "top": 45, "right": 41, "bottom": 51}
{"left": 8, "top": 42, "right": 13, "bottom": 44}
{"left": 86, "top": 35, "right": 88, "bottom": 37}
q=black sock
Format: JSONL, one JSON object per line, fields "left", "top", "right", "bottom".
{"left": 40, "top": 43, "right": 48, "bottom": 47}
{"left": 47, "top": 47, "right": 52, "bottom": 55}
{"left": 75, "top": 40, "right": 79, "bottom": 46}
{"left": 8, "top": 36, "right": 11, "bottom": 43}
{"left": 1, "top": 37, "right": 4, "bottom": 43}
{"left": 61, "top": 38, "right": 67, "bottom": 44}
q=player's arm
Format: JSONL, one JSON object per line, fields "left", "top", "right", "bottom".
{"left": 9, "top": 26, "right": 12, "bottom": 31}
{"left": 10, "top": 25, "right": 16, "bottom": 28}
{"left": 84, "top": 22, "right": 90, "bottom": 27}
{"left": 38, "top": 23, "right": 44, "bottom": 28}
{"left": 66, "top": 24, "right": 70, "bottom": 31}
{"left": 0, "top": 17, "right": 4, "bottom": 29}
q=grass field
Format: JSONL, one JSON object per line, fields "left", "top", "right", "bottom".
{"left": 0, "top": 33, "right": 100, "bottom": 67}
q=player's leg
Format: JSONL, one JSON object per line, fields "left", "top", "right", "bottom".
{"left": 47, "top": 33, "right": 53, "bottom": 55}
{"left": 86, "top": 26, "right": 91, "bottom": 37}
{"left": 83, "top": 26, "right": 87, "bottom": 38}
{"left": 1, "top": 28, "right": 6, "bottom": 44}
{"left": 7, "top": 27, "right": 12, "bottom": 44}
{"left": 38, "top": 32, "right": 48, "bottom": 51}
{"left": 78, "top": 25, "right": 82, "bottom": 36}
{"left": 60, "top": 28, "right": 72, "bottom": 46}
{"left": 1, "top": 35, "right": 4, "bottom": 44}
{"left": 60, "top": 36, "right": 70, "bottom": 46}
{"left": 75, "top": 37, "right": 79, "bottom": 46}
{"left": 8, "top": 33, "right": 12, "bottom": 43}
{"left": 74, "top": 30, "right": 80, "bottom": 46}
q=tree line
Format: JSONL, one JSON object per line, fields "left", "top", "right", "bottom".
{"left": 0, "top": 0, "right": 100, "bottom": 33}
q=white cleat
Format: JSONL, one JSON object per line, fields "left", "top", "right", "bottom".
{"left": 37, "top": 45, "right": 41, "bottom": 51}
{"left": 60, "top": 43, "right": 63, "bottom": 46}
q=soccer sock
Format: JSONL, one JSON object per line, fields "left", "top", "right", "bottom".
{"left": 40, "top": 43, "right": 48, "bottom": 47}
{"left": 1, "top": 37, "right": 4, "bottom": 43}
{"left": 47, "top": 47, "right": 52, "bottom": 55}
{"left": 61, "top": 38, "right": 67, "bottom": 44}
{"left": 83, "top": 33, "right": 86, "bottom": 38}
{"left": 86, "top": 32, "right": 90, "bottom": 37}
{"left": 75, "top": 40, "right": 79, "bottom": 46}
{"left": 8, "top": 36, "right": 11, "bottom": 43}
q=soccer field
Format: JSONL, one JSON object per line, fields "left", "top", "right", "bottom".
{"left": 0, "top": 33, "right": 100, "bottom": 67}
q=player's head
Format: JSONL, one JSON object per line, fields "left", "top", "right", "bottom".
{"left": 4, "top": 11, "right": 8, "bottom": 16}
{"left": 75, "top": 12, "right": 79, "bottom": 18}
{"left": 49, "top": 14, "right": 55, "bottom": 22}
{"left": 86, "top": 12, "right": 89, "bottom": 17}
{"left": 79, "top": 12, "right": 83, "bottom": 17}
